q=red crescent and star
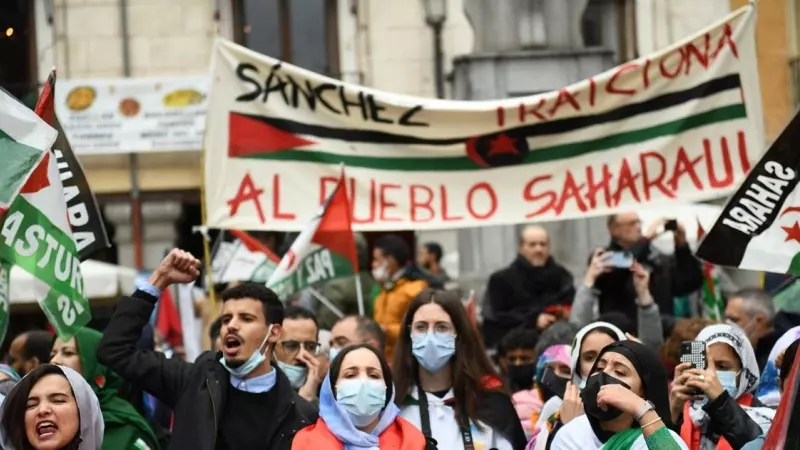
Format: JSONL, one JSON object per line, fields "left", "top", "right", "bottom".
{"left": 781, "top": 206, "right": 800, "bottom": 244}
{"left": 486, "top": 133, "right": 519, "bottom": 157}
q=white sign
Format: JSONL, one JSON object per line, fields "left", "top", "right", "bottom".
{"left": 204, "top": 6, "right": 763, "bottom": 231}
{"left": 55, "top": 76, "right": 209, "bottom": 154}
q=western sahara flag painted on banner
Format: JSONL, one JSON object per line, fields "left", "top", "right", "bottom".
{"left": 0, "top": 91, "right": 91, "bottom": 340}
{"left": 267, "top": 172, "right": 358, "bottom": 297}
{"left": 211, "top": 229, "right": 280, "bottom": 284}
{"left": 35, "top": 70, "right": 110, "bottom": 260}
{"left": 696, "top": 109, "right": 800, "bottom": 275}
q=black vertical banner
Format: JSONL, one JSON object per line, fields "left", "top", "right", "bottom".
{"left": 35, "top": 70, "right": 111, "bottom": 260}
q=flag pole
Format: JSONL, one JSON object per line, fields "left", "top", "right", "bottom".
{"left": 308, "top": 287, "right": 345, "bottom": 319}
{"left": 355, "top": 274, "right": 365, "bottom": 316}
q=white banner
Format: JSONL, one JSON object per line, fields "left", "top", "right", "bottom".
{"left": 56, "top": 76, "right": 209, "bottom": 154}
{"left": 204, "top": 6, "right": 763, "bottom": 231}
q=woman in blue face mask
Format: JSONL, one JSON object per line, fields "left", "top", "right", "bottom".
{"left": 292, "top": 343, "right": 426, "bottom": 450}
{"left": 669, "top": 324, "right": 775, "bottom": 450}
{"left": 392, "top": 288, "right": 527, "bottom": 450}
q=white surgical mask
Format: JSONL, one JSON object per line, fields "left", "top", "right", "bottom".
{"left": 371, "top": 264, "right": 388, "bottom": 282}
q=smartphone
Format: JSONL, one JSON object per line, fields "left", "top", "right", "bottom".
{"left": 665, "top": 219, "right": 678, "bottom": 232}
{"left": 680, "top": 341, "right": 707, "bottom": 396}
{"left": 540, "top": 367, "right": 569, "bottom": 399}
{"left": 607, "top": 251, "right": 633, "bottom": 269}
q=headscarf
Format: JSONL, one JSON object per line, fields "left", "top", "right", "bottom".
{"left": 0, "top": 365, "right": 104, "bottom": 449}
{"left": 550, "top": 341, "right": 681, "bottom": 450}
{"left": 0, "top": 365, "right": 20, "bottom": 383}
{"left": 520, "top": 345, "right": 571, "bottom": 442}
{"left": 688, "top": 324, "right": 774, "bottom": 431}
{"left": 535, "top": 344, "right": 572, "bottom": 386}
{"left": 73, "top": 329, "right": 160, "bottom": 450}
{"left": 756, "top": 326, "right": 800, "bottom": 406}
{"left": 319, "top": 370, "right": 401, "bottom": 450}
{"left": 570, "top": 322, "right": 626, "bottom": 385}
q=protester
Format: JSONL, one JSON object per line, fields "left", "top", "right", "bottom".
{"left": 527, "top": 322, "right": 627, "bottom": 449}
{"left": 658, "top": 318, "right": 715, "bottom": 380}
{"left": 484, "top": 226, "right": 575, "bottom": 347}
{"left": 755, "top": 326, "right": 800, "bottom": 406}
{"left": 513, "top": 344, "right": 571, "bottom": 438}
{"left": 393, "top": 288, "right": 527, "bottom": 450}
{"left": 671, "top": 324, "right": 775, "bottom": 449}
{"left": 273, "top": 306, "right": 323, "bottom": 402}
{"left": 550, "top": 341, "right": 687, "bottom": 449}
{"left": 496, "top": 329, "right": 539, "bottom": 392}
{"left": 97, "top": 249, "right": 318, "bottom": 450}
{"left": 573, "top": 253, "right": 664, "bottom": 349}
{"left": 328, "top": 315, "right": 386, "bottom": 361}
{"left": 8, "top": 330, "right": 52, "bottom": 377}
{"left": 594, "top": 213, "right": 703, "bottom": 322}
{"left": 417, "top": 242, "right": 457, "bottom": 291}
{"left": 209, "top": 317, "right": 223, "bottom": 352}
{"left": 291, "top": 344, "right": 426, "bottom": 450}
{"left": 372, "top": 234, "right": 431, "bottom": 360}
{"left": 50, "top": 328, "right": 160, "bottom": 450}
{"left": 0, "top": 364, "right": 104, "bottom": 450}
{"left": 724, "top": 288, "right": 800, "bottom": 370}
{"left": 316, "top": 233, "right": 376, "bottom": 329}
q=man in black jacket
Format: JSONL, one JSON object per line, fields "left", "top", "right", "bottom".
{"left": 483, "top": 226, "right": 575, "bottom": 348}
{"left": 592, "top": 213, "right": 703, "bottom": 324}
{"left": 97, "top": 249, "right": 318, "bottom": 450}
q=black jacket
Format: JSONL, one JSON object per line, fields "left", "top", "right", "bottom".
{"left": 593, "top": 238, "right": 703, "bottom": 322}
{"left": 755, "top": 311, "right": 800, "bottom": 370}
{"left": 674, "top": 391, "right": 764, "bottom": 448}
{"left": 97, "top": 290, "right": 318, "bottom": 450}
{"left": 483, "top": 256, "right": 574, "bottom": 348}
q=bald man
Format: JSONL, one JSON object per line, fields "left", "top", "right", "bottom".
{"left": 483, "top": 225, "right": 575, "bottom": 347}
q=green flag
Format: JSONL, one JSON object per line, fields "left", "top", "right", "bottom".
{"left": 0, "top": 89, "right": 90, "bottom": 339}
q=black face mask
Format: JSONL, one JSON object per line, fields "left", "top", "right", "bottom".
{"left": 581, "top": 371, "right": 631, "bottom": 421}
{"left": 506, "top": 363, "right": 536, "bottom": 391}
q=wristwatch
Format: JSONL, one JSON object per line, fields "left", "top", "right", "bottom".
{"left": 634, "top": 400, "right": 655, "bottom": 422}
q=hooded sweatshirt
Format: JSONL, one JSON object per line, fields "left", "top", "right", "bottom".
{"left": 0, "top": 365, "right": 104, "bottom": 450}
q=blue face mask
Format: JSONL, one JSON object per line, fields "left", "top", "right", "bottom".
{"left": 220, "top": 325, "right": 274, "bottom": 378}
{"left": 336, "top": 378, "right": 387, "bottom": 427}
{"left": 717, "top": 370, "right": 739, "bottom": 398}
{"left": 277, "top": 360, "right": 308, "bottom": 389}
{"left": 329, "top": 346, "right": 342, "bottom": 362}
{"left": 412, "top": 332, "right": 456, "bottom": 372}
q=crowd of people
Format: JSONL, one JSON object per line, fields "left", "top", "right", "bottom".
{"left": 0, "top": 210, "right": 799, "bottom": 449}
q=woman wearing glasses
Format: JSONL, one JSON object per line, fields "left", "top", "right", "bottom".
{"left": 393, "top": 289, "right": 527, "bottom": 450}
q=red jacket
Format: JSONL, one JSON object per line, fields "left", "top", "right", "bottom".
{"left": 292, "top": 417, "right": 426, "bottom": 450}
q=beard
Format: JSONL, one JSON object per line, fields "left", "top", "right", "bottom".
{"left": 224, "top": 356, "right": 246, "bottom": 368}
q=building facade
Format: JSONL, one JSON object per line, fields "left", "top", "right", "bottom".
{"left": 9, "top": 0, "right": 797, "bottom": 283}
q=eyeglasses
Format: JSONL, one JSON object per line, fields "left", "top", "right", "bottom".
{"left": 278, "top": 340, "right": 321, "bottom": 355}
{"left": 410, "top": 321, "right": 455, "bottom": 335}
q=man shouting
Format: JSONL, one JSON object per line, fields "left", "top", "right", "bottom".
{"left": 98, "top": 249, "right": 318, "bottom": 450}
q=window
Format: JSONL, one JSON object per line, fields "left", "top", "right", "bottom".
{"left": 231, "top": 0, "right": 340, "bottom": 78}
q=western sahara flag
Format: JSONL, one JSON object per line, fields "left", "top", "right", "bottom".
{"left": 697, "top": 220, "right": 724, "bottom": 319}
{"left": 697, "top": 110, "right": 800, "bottom": 274}
{"left": 35, "top": 70, "right": 110, "bottom": 260}
{"left": 212, "top": 229, "right": 280, "bottom": 283}
{"left": 0, "top": 94, "right": 91, "bottom": 340}
{"left": 267, "top": 172, "right": 358, "bottom": 297}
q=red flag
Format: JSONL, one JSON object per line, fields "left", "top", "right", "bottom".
{"left": 229, "top": 229, "right": 280, "bottom": 262}
{"left": 155, "top": 287, "right": 183, "bottom": 349}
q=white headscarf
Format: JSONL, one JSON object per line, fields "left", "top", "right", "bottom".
{"left": 570, "top": 322, "right": 626, "bottom": 385}
{"left": 688, "top": 324, "right": 774, "bottom": 433}
{"left": 0, "top": 365, "right": 104, "bottom": 450}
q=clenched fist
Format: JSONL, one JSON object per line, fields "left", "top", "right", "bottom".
{"left": 149, "top": 249, "right": 202, "bottom": 290}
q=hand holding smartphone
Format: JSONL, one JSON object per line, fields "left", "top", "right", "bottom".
{"left": 679, "top": 340, "right": 707, "bottom": 396}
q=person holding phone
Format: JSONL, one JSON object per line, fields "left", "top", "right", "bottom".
{"left": 590, "top": 213, "right": 703, "bottom": 328}
{"left": 572, "top": 251, "right": 664, "bottom": 350}
{"left": 670, "top": 324, "right": 774, "bottom": 449}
